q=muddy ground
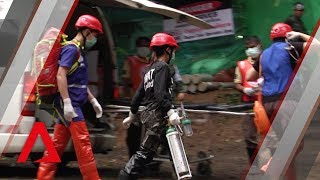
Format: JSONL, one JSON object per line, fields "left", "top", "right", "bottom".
{"left": 1, "top": 89, "right": 319, "bottom": 179}
{"left": 98, "top": 89, "right": 251, "bottom": 179}
{"left": 0, "top": 89, "right": 254, "bottom": 180}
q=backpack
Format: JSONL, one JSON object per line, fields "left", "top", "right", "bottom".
{"left": 31, "top": 27, "right": 81, "bottom": 106}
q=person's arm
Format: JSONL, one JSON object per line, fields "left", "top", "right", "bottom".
{"left": 173, "top": 66, "right": 184, "bottom": 93}
{"left": 122, "top": 81, "right": 145, "bottom": 128}
{"left": 172, "top": 65, "right": 182, "bottom": 82}
{"left": 175, "top": 81, "right": 186, "bottom": 101}
{"left": 57, "top": 67, "right": 70, "bottom": 99}
{"left": 171, "top": 65, "right": 186, "bottom": 101}
{"left": 234, "top": 66, "right": 257, "bottom": 96}
{"left": 56, "top": 45, "right": 79, "bottom": 100}
{"left": 154, "top": 65, "right": 180, "bottom": 125}
{"left": 87, "top": 88, "right": 95, "bottom": 101}
{"left": 88, "top": 87, "right": 103, "bottom": 118}
{"left": 57, "top": 68, "right": 78, "bottom": 122}
{"left": 122, "top": 60, "right": 132, "bottom": 97}
{"left": 287, "top": 31, "right": 320, "bottom": 48}
{"left": 174, "top": 81, "right": 184, "bottom": 93}
{"left": 301, "top": 34, "right": 320, "bottom": 49}
{"left": 246, "top": 67, "right": 259, "bottom": 81}
{"left": 235, "top": 83, "right": 244, "bottom": 92}
{"left": 56, "top": 45, "right": 79, "bottom": 121}
{"left": 233, "top": 66, "right": 244, "bottom": 92}
{"left": 154, "top": 66, "right": 172, "bottom": 113}
{"left": 300, "top": 33, "right": 312, "bottom": 43}
{"left": 130, "top": 82, "right": 145, "bottom": 114}
{"left": 289, "top": 31, "right": 312, "bottom": 42}
{"left": 246, "top": 58, "right": 260, "bottom": 81}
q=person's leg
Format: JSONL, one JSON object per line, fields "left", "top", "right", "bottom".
{"left": 126, "top": 120, "right": 142, "bottom": 158}
{"left": 69, "top": 107, "right": 100, "bottom": 180}
{"left": 69, "top": 121, "right": 100, "bottom": 180}
{"left": 119, "top": 109, "right": 166, "bottom": 180}
{"left": 259, "top": 100, "right": 278, "bottom": 172}
{"left": 260, "top": 99, "right": 299, "bottom": 175}
{"left": 144, "top": 129, "right": 167, "bottom": 175}
{"left": 279, "top": 100, "right": 299, "bottom": 179}
{"left": 120, "top": 130, "right": 162, "bottom": 179}
{"left": 37, "top": 123, "right": 71, "bottom": 179}
{"left": 242, "top": 114, "right": 258, "bottom": 164}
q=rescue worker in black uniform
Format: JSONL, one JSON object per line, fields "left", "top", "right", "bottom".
{"left": 285, "top": 2, "right": 308, "bottom": 35}
{"left": 119, "top": 33, "right": 180, "bottom": 179}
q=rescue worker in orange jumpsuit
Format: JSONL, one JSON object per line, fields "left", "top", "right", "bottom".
{"left": 234, "top": 36, "right": 262, "bottom": 164}
{"left": 122, "top": 37, "right": 151, "bottom": 158}
{"left": 37, "top": 15, "right": 103, "bottom": 180}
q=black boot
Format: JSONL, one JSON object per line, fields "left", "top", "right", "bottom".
{"left": 119, "top": 169, "right": 137, "bottom": 180}
{"left": 247, "top": 147, "right": 257, "bottom": 164}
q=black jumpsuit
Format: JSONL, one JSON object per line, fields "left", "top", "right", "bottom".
{"left": 120, "top": 60, "right": 173, "bottom": 179}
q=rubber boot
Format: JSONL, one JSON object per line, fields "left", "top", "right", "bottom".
{"left": 69, "top": 121, "right": 100, "bottom": 180}
{"left": 119, "top": 169, "right": 137, "bottom": 180}
{"left": 37, "top": 124, "right": 71, "bottom": 180}
{"left": 247, "top": 147, "right": 256, "bottom": 165}
{"left": 126, "top": 123, "right": 142, "bottom": 158}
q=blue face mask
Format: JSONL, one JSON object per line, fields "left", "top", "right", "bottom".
{"left": 85, "top": 36, "right": 97, "bottom": 49}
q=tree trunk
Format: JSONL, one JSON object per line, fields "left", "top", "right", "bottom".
{"left": 197, "top": 82, "right": 220, "bottom": 92}
{"left": 191, "top": 74, "right": 213, "bottom": 84}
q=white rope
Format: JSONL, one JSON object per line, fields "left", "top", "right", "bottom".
{"left": 104, "top": 105, "right": 254, "bottom": 116}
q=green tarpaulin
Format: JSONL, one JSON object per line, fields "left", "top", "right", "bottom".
{"left": 102, "top": 0, "right": 319, "bottom": 83}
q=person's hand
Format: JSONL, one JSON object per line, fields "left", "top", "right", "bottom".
{"left": 63, "top": 98, "right": 78, "bottom": 122}
{"left": 90, "top": 98, "right": 103, "bottom": 118}
{"left": 243, "top": 87, "right": 256, "bottom": 96}
{"left": 257, "top": 77, "right": 264, "bottom": 87}
{"left": 286, "top": 31, "right": 301, "bottom": 40}
{"left": 177, "top": 93, "right": 186, "bottom": 101}
{"left": 167, "top": 109, "right": 180, "bottom": 125}
{"left": 122, "top": 111, "right": 136, "bottom": 129}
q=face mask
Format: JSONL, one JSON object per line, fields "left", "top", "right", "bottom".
{"left": 245, "top": 46, "right": 261, "bottom": 58}
{"left": 85, "top": 36, "right": 97, "bottom": 49}
{"left": 137, "top": 47, "right": 150, "bottom": 57}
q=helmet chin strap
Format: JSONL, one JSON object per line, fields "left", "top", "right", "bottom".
{"left": 165, "top": 48, "right": 174, "bottom": 64}
{"left": 81, "top": 30, "right": 90, "bottom": 51}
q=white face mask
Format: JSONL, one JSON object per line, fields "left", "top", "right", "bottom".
{"left": 245, "top": 46, "right": 262, "bottom": 58}
{"left": 137, "top": 47, "right": 150, "bottom": 57}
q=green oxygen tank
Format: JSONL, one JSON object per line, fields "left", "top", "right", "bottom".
{"left": 180, "top": 102, "right": 193, "bottom": 136}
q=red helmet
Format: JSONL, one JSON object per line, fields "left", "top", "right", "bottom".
{"left": 270, "top": 23, "right": 292, "bottom": 40}
{"left": 75, "top": 15, "right": 103, "bottom": 34}
{"left": 150, "top": 33, "right": 178, "bottom": 49}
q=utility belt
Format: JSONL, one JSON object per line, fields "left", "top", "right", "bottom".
{"left": 262, "top": 93, "right": 282, "bottom": 103}
{"left": 37, "top": 83, "right": 86, "bottom": 106}
{"left": 36, "top": 93, "right": 58, "bottom": 110}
